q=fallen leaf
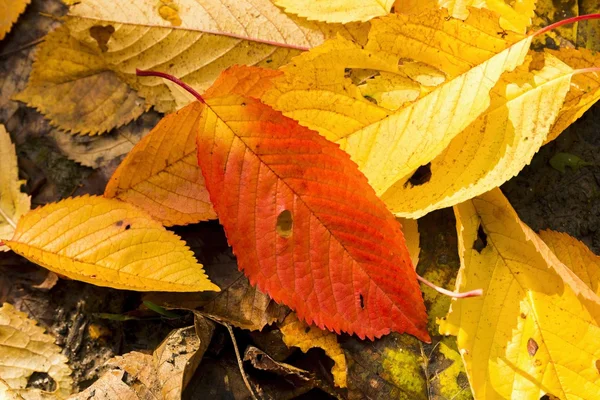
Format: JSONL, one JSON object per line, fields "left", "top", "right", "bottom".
{"left": 263, "top": 9, "right": 532, "bottom": 197}
{"left": 543, "top": 48, "right": 600, "bottom": 143}
{"left": 549, "top": 152, "right": 594, "bottom": 173}
{"left": 381, "top": 53, "right": 573, "bottom": 218}
{"left": 440, "top": 188, "right": 600, "bottom": 399}
{"left": 441, "top": 0, "right": 536, "bottom": 33}
{"left": 62, "top": 0, "right": 368, "bottom": 113}
{"left": 539, "top": 230, "right": 600, "bottom": 296}
{"left": 279, "top": 313, "right": 348, "bottom": 388}
{"left": 0, "top": 303, "right": 72, "bottom": 399}
{"left": 50, "top": 112, "right": 160, "bottom": 169}
{"left": 0, "top": 125, "right": 31, "bottom": 252}
{"left": 145, "top": 222, "right": 288, "bottom": 331}
{"left": 196, "top": 93, "right": 428, "bottom": 341}
{"left": 0, "top": 378, "right": 24, "bottom": 400}
{"left": 274, "top": 0, "right": 394, "bottom": 23}
{"left": 243, "top": 346, "right": 311, "bottom": 381}
{"left": 399, "top": 217, "right": 420, "bottom": 268}
{"left": 0, "top": 0, "right": 30, "bottom": 40}
{"left": 14, "top": 25, "right": 146, "bottom": 135}
{"left": 4, "top": 195, "right": 219, "bottom": 292}
{"left": 69, "top": 369, "right": 141, "bottom": 400}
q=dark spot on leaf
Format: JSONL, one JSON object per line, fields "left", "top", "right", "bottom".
{"left": 406, "top": 163, "right": 431, "bottom": 187}
{"left": 596, "top": 360, "right": 600, "bottom": 374}
{"left": 363, "top": 95, "right": 378, "bottom": 105}
{"left": 304, "top": 326, "right": 311, "bottom": 334}
{"left": 125, "top": 224, "right": 131, "bottom": 230}
{"left": 115, "top": 220, "right": 123, "bottom": 227}
{"left": 456, "top": 371, "right": 469, "bottom": 388}
{"left": 256, "top": 353, "right": 263, "bottom": 362}
{"left": 89, "top": 25, "right": 115, "bottom": 52}
{"left": 276, "top": 210, "right": 293, "bottom": 238}
{"left": 527, "top": 338, "right": 538, "bottom": 356}
{"left": 473, "top": 224, "right": 487, "bottom": 253}
{"left": 520, "top": 312, "right": 527, "bottom": 319}
{"left": 359, "top": 293, "right": 365, "bottom": 309}
{"left": 266, "top": 59, "right": 273, "bottom": 63}
{"left": 241, "top": 102, "right": 246, "bottom": 106}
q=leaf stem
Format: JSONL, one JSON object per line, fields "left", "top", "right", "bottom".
{"left": 135, "top": 69, "right": 205, "bottom": 103}
{"left": 573, "top": 67, "right": 600, "bottom": 76}
{"left": 417, "top": 275, "right": 483, "bottom": 299}
{"left": 0, "top": 206, "right": 16, "bottom": 229}
{"left": 534, "top": 13, "right": 600, "bottom": 36}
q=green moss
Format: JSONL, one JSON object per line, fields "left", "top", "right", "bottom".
{"left": 381, "top": 345, "right": 427, "bottom": 396}
{"left": 432, "top": 339, "right": 473, "bottom": 400}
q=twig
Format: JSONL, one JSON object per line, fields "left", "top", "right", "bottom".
{"left": 0, "top": 38, "right": 45, "bottom": 59}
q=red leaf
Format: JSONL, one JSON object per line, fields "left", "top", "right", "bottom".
{"left": 195, "top": 93, "right": 429, "bottom": 341}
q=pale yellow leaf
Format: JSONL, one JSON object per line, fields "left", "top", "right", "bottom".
{"left": 64, "top": 0, "right": 369, "bottom": 113}
{"left": 5, "top": 196, "right": 219, "bottom": 292}
{"left": 0, "top": 378, "right": 24, "bottom": 400}
{"left": 14, "top": 25, "right": 146, "bottom": 136}
{"left": 440, "top": 188, "right": 600, "bottom": 399}
{"left": 382, "top": 53, "right": 573, "bottom": 218}
{"left": 279, "top": 313, "right": 348, "bottom": 388}
{"left": 358, "top": 72, "right": 420, "bottom": 110}
{"left": 0, "top": 303, "right": 72, "bottom": 399}
{"left": 274, "top": 0, "right": 394, "bottom": 23}
{"left": 539, "top": 230, "right": 600, "bottom": 297}
{"left": 264, "top": 10, "right": 532, "bottom": 197}
{"left": 0, "top": 0, "right": 30, "bottom": 40}
{"left": 0, "top": 125, "right": 30, "bottom": 252}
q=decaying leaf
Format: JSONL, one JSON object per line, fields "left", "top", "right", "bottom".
{"left": 0, "top": 125, "right": 31, "bottom": 252}
{"left": 263, "top": 9, "right": 532, "bottom": 197}
{"left": 14, "top": 25, "right": 146, "bottom": 135}
{"left": 381, "top": 53, "right": 573, "bottom": 218}
{"left": 60, "top": 0, "right": 368, "bottom": 113}
{"left": 0, "top": 0, "right": 30, "bottom": 40}
{"left": 274, "top": 0, "right": 394, "bottom": 23}
{"left": 4, "top": 195, "right": 219, "bottom": 292}
{"left": 243, "top": 346, "right": 311, "bottom": 381}
{"left": 195, "top": 93, "right": 428, "bottom": 341}
{"left": 440, "top": 188, "right": 600, "bottom": 399}
{"left": 539, "top": 230, "right": 600, "bottom": 296}
{"left": 279, "top": 313, "right": 347, "bottom": 388}
{"left": 0, "top": 303, "right": 72, "bottom": 399}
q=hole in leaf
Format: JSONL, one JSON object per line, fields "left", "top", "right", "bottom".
{"left": 406, "top": 163, "right": 431, "bottom": 187}
{"left": 89, "top": 25, "right": 115, "bottom": 52}
{"left": 304, "top": 326, "right": 311, "bottom": 334}
{"left": 26, "top": 372, "right": 56, "bottom": 392}
{"left": 125, "top": 224, "right": 131, "bottom": 231}
{"left": 276, "top": 210, "right": 293, "bottom": 238}
{"left": 359, "top": 293, "right": 365, "bottom": 309}
{"left": 527, "top": 338, "right": 538, "bottom": 357}
{"left": 256, "top": 353, "right": 263, "bottom": 362}
{"left": 472, "top": 224, "right": 487, "bottom": 253}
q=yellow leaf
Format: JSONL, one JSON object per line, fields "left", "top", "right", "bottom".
{"left": 381, "top": 53, "right": 573, "bottom": 218}
{"left": 4, "top": 196, "right": 219, "bottom": 292}
{"left": 539, "top": 230, "right": 600, "bottom": 297}
{"left": 0, "top": 303, "right": 72, "bottom": 399}
{"left": 0, "top": 0, "right": 30, "bottom": 40}
{"left": 274, "top": 0, "right": 394, "bottom": 23}
{"left": 440, "top": 0, "right": 536, "bottom": 34}
{"left": 440, "top": 188, "right": 600, "bottom": 399}
{"left": 358, "top": 72, "right": 421, "bottom": 110}
{"left": 63, "top": 0, "right": 368, "bottom": 113}
{"left": 264, "top": 10, "right": 532, "bottom": 196}
{"left": 543, "top": 48, "right": 600, "bottom": 144}
{"left": 279, "top": 313, "right": 348, "bottom": 388}
{"left": 0, "top": 125, "right": 30, "bottom": 252}
{"left": 399, "top": 217, "right": 420, "bottom": 268}
{"left": 14, "top": 25, "right": 146, "bottom": 136}
{"left": 105, "top": 103, "right": 216, "bottom": 226}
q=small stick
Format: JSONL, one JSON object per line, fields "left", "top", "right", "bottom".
{"left": 224, "top": 322, "right": 259, "bottom": 400}
{"left": 417, "top": 275, "right": 483, "bottom": 299}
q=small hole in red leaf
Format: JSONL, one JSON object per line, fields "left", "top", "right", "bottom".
{"left": 276, "top": 210, "right": 293, "bottom": 238}
{"left": 359, "top": 293, "right": 365, "bottom": 309}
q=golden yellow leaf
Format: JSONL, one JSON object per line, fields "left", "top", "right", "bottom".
{"left": 0, "top": 125, "right": 30, "bottom": 252}
{"left": 279, "top": 313, "right": 348, "bottom": 388}
{"left": 440, "top": 188, "right": 600, "bottom": 399}
{"left": 399, "top": 217, "right": 420, "bottom": 268}
{"left": 5, "top": 196, "right": 219, "bottom": 292}
{"left": 539, "top": 230, "right": 600, "bottom": 297}
{"left": 543, "top": 48, "right": 600, "bottom": 144}
{"left": 0, "top": 0, "right": 30, "bottom": 40}
{"left": 274, "top": 0, "right": 394, "bottom": 23}
{"left": 14, "top": 25, "right": 146, "bottom": 136}
{"left": 105, "top": 103, "right": 216, "bottom": 226}
{"left": 264, "top": 10, "right": 532, "bottom": 197}
{"left": 381, "top": 53, "right": 573, "bottom": 218}
{"left": 0, "top": 303, "right": 72, "bottom": 399}
{"left": 358, "top": 72, "right": 421, "bottom": 110}
{"left": 63, "top": 0, "right": 368, "bottom": 113}
{"left": 440, "top": 0, "right": 536, "bottom": 33}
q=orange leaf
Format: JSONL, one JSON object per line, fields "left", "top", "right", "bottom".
{"left": 196, "top": 94, "right": 429, "bottom": 341}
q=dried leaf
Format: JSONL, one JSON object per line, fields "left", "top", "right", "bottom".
{"left": 0, "top": 303, "right": 72, "bottom": 399}
{"left": 243, "top": 346, "right": 311, "bottom": 380}
{"left": 279, "top": 313, "right": 348, "bottom": 388}
{"left": 4, "top": 195, "right": 219, "bottom": 292}
{"left": 0, "top": 0, "right": 30, "bottom": 40}
{"left": 440, "top": 188, "right": 600, "bottom": 399}
{"left": 274, "top": 0, "right": 394, "bottom": 23}
{"left": 381, "top": 53, "right": 573, "bottom": 218}
{"left": 0, "top": 125, "right": 30, "bottom": 252}
{"left": 196, "top": 94, "right": 428, "bottom": 341}
{"left": 14, "top": 25, "right": 146, "bottom": 135}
